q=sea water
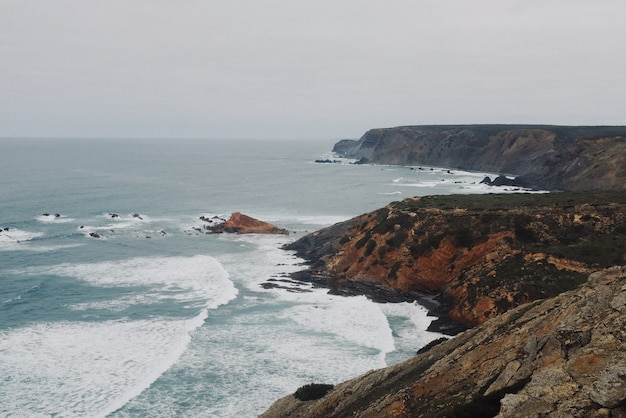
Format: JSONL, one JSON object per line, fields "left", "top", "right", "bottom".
{"left": 0, "top": 138, "right": 526, "bottom": 417}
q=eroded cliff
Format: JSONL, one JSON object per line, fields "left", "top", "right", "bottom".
{"left": 285, "top": 192, "right": 626, "bottom": 330}
{"left": 333, "top": 125, "right": 626, "bottom": 191}
{"left": 261, "top": 266, "right": 626, "bottom": 418}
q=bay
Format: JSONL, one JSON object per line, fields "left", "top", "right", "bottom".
{"left": 0, "top": 138, "right": 517, "bottom": 417}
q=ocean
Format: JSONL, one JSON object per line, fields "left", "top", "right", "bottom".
{"left": 0, "top": 138, "right": 521, "bottom": 417}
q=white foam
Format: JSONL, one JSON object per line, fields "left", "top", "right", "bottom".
{"left": 2, "top": 256, "right": 238, "bottom": 417}
{"left": 78, "top": 218, "right": 168, "bottom": 240}
{"left": 0, "top": 228, "right": 44, "bottom": 251}
{"left": 378, "top": 301, "right": 444, "bottom": 362}
{"left": 276, "top": 213, "right": 350, "bottom": 224}
{"left": 67, "top": 294, "right": 158, "bottom": 312}
{"left": 281, "top": 294, "right": 395, "bottom": 357}
{"left": 0, "top": 228, "right": 43, "bottom": 243}
{"left": 218, "top": 234, "right": 395, "bottom": 359}
{"left": 36, "top": 214, "right": 75, "bottom": 223}
{"left": 40, "top": 255, "right": 238, "bottom": 309}
{"left": 25, "top": 243, "right": 84, "bottom": 252}
{"left": 124, "top": 294, "right": 393, "bottom": 417}
{"left": 0, "top": 316, "right": 205, "bottom": 418}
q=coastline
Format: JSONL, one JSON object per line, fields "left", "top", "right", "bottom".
{"left": 287, "top": 268, "right": 470, "bottom": 335}
{"left": 282, "top": 189, "right": 626, "bottom": 334}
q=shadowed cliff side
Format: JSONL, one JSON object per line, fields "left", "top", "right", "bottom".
{"left": 284, "top": 192, "right": 626, "bottom": 331}
{"left": 261, "top": 266, "right": 626, "bottom": 418}
{"left": 333, "top": 125, "right": 626, "bottom": 191}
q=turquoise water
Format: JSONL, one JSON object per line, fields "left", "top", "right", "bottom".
{"left": 0, "top": 138, "right": 517, "bottom": 417}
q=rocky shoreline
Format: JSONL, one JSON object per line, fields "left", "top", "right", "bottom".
{"left": 261, "top": 266, "right": 626, "bottom": 417}
{"left": 288, "top": 268, "right": 469, "bottom": 335}
{"left": 283, "top": 191, "right": 626, "bottom": 332}
{"left": 261, "top": 126, "right": 626, "bottom": 417}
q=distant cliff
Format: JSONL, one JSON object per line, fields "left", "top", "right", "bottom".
{"left": 284, "top": 192, "right": 626, "bottom": 332}
{"left": 261, "top": 266, "right": 626, "bottom": 418}
{"left": 333, "top": 125, "right": 626, "bottom": 191}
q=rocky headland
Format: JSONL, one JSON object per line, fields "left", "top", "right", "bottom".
{"left": 261, "top": 266, "right": 626, "bottom": 417}
{"left": 284, "top": 192, "right": 626, "bottom": 333}
{"left": 333, "top": 125, "right": 626, "bottom": 191}
{"left": 261, "top": 125, "right": 626, "bottom": 416}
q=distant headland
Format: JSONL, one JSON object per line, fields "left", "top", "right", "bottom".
{"left": 333, "top": 124, "right": 626, "bottom": 192}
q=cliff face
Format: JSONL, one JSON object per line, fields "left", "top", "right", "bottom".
{"left": 333, "top": 125, "right": 626, "bottom": 191}
{"left": 285, "top": 192, "right": 626, "bottom": 329}
{"left": 261, "top": 266, "right": 626, "bottom": 418}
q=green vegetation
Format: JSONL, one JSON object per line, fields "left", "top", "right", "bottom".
{"left": 385, "top": 230, "right": 409, "bottom": 248}
{"left": 355, "top": 232, "right": 371, "bottom": 249}
{"left": 389, "top": 191, "right": 626, "bottom": 213}
{"left": 364, "top": 239, "right": 377, "bottom": 256}
{"left": 294, "top": 383, "right": 334, "bottom": 401}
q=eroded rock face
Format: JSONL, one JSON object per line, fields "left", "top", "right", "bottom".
{"left": 285, "top": 192, "right": 626, "bottom": 328}
{"left": 334, "top": 125, "right": 626, "bottom": 192}
{"left": 261, "top": 266, "right": 626, "bottom": 418}
{"left": 207, "top": 212, "right": 288, "bottom": 235}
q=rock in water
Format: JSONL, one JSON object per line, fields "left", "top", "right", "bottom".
{"left": 209, "top": 212, "right": 288, "bottom": 235}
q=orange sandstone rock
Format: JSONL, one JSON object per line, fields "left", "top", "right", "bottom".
{"left": 212, "top": 212, "right": 288, "bottom": 235}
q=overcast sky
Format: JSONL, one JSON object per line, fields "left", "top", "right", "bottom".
{"left": 1, "top": 1, "right": 625, "bottom": 139}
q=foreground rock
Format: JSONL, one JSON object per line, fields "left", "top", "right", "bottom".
{"left": 206, "top": 212, "right": 288, "bottom": 235}
{"left": 261, "top": 266, "right": 626, "bottom": 418}
{"left": 285, "top": 192, "right": 626, "bottom": 331}
{"left": 334, "top": 125, "right": 626, "bottom": 191}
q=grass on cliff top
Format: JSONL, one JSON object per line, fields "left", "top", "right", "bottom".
{"left": 390, "top": 191, "right": 626, "bottom": 212}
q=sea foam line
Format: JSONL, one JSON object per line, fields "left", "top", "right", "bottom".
{"left": 2, "top": 255, "right": 238, "bottom": 417}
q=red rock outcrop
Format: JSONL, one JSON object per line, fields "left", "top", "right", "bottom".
{"left": 209, "top": 212, "right": 288, "bottom": 235}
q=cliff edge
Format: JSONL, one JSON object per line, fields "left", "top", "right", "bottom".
{"left": 261, "top": 266, "right": 626, "bottom": 417}
{"left": 284, "top": 192, "right": 626, "bottom": 331}
{"left": 333, "top": 125, "right": 626, "bottom": 191}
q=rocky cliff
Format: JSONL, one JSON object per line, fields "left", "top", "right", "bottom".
{"left": 284, "top": 192, "right": 626, "bottom": 331}
{"left": 261, "top": 266, "right": 626, "bottom": 418}
{"left": 333, "top": 125, "right": 626, "bottom": 191}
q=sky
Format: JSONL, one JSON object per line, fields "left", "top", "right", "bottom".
{"left": 1, "top": 1, "right": 626, "bottom": 140}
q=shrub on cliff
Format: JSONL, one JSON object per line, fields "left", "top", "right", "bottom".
{"left": 294, "top": 383, "right": 334, "bottom": 401}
